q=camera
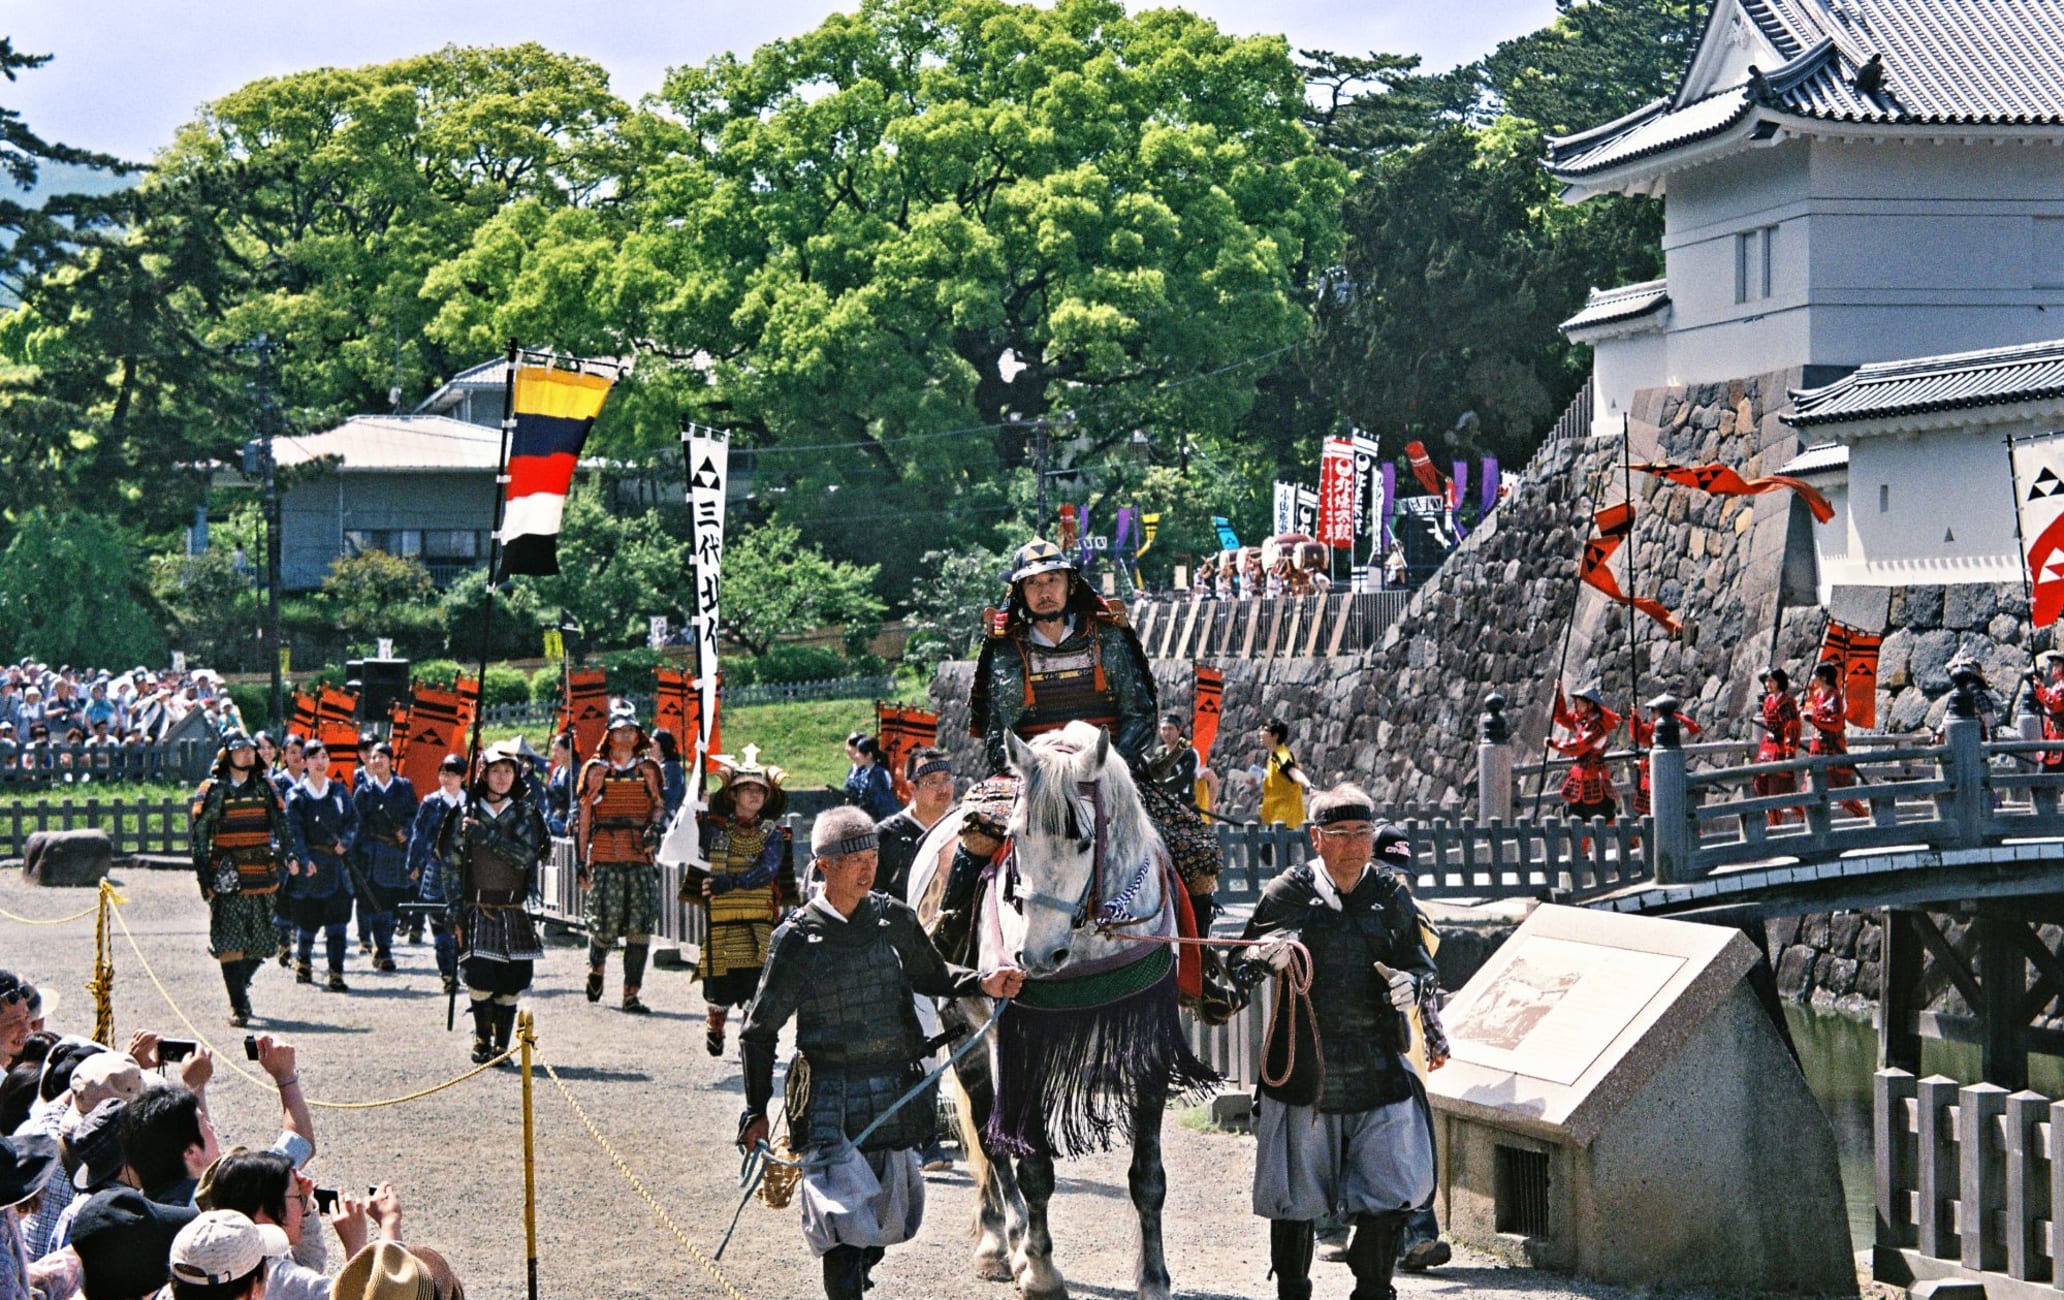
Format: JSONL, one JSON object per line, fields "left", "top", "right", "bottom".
{"left": 159, "top": 1038, "right": 198, "bottom": 1063}
{"left": 313, "top": 1187, "right": 339, "bottom": 1215}
{"left": 244, "top": 1035, "right": 260, "bottom": 1061}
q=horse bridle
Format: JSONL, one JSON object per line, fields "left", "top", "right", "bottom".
{"left": 1002, "top": 779, "right": 1156, "bottom": 933}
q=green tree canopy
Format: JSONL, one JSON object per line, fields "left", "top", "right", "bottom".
{"left": 424, "top": 0, "right": 1347, "bottom": 589}
{"left": 524, "top": 483, "right": 691, "bottom": 647}
{"left": 720, "top": 522, "right": 886, "bottom": 658}
{"left": 0, "top": 508, "right": 165, "bottom": 666}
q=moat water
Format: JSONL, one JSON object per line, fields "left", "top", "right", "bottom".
{"left": 1788, "top": 1003, "right": 2064, "bottom": 1250}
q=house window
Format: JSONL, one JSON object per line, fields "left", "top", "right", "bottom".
{"left": 422, "top": 530, "right": 481, "bottom": 561}
{"left": 2037, "top": 217, "right": 2064, "bottom": 290}
{"left": 1879, "top": 484, "right": 1890, "bottom": 513}
{"left": 1736, "top": 226, "right": 1778, "bottom": 304}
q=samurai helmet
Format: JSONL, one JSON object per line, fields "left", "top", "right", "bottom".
{"left": 597, "top": 700, "right": 650, "bottom": 757}
{"left": 1005, "top": 538, "right": 1078, "bottom": 586}
{"left": 712, "top": 743, "right": 789, "bottom": 820}
{"left": 1569, "top": 681, "right": 1607, "bottom": 709}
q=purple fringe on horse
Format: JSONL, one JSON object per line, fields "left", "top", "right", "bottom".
{"left": 985, "top": 946, "right": 1219, "bottom": 1158}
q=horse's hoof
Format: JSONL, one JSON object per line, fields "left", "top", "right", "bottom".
{"left": 1018, "top": 1287, "right": 1069, "bottom": 1300}
{"left": 973, "top": 1248, "right": 1014, "bottom": 1282}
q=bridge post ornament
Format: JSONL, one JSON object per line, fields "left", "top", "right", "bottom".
{"left": 1949, "top": 664, "right": 1982, "bottom": 719}
{"left": 1479, "top": 692, "right": 1509, "bottom": 744}
{"left": 1647, "top": 693, "right": 1683, "bottom": 749}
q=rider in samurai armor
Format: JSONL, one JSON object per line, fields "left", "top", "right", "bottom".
{"left": 1229, "top": 784, "right": 1440, "bottom": 1300}
{"left": 439, "top": 740, "right": 550, "bottom": 1064}
{"left": 576, "top": 701, "right": 668, "bottom": 1014}
{"left": 969, "top": 538, "right": 1221, "bottom": 908}
{"left": 682, "top": 745, "right": 793, "bottom": 1059}
{"left": 190, "top": 731, "right": 289, "bottom": 1027}
{"left": 736, "top": 807, "right": 1024, "bottom": 1300}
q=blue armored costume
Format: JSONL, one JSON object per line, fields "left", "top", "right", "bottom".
{"left": 286, "top": 776, "right": 358, "bottom": 990}
{"left": 408, "top": 786, "right": 463, "bottom": 993}
{"left": 352, "top": 772, "right": 419, "bottom": 969}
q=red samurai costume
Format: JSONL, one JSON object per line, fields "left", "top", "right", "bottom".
{"left": 1805, "top": 662, "right": 1868, "bottom": 817}
{"left": 1754, "top": 668, "right": 1802, "bottom": 827}
{"left": 1628, "top": 704, "right": 1701, "bottom": 817}
{"left": 1551, "top": 683, "right": 1621, "bottom": 822}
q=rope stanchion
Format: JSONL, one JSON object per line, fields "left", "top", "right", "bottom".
{"left": 519, "top": 1011, "right": 540, "bottom": 1300}
{"left": 107, "top": 901, "right": 514, "bottom": 1107}
{"left": 91, "top": 879, "right": 118, "bottom": 1047}
{"left": 535, "top": 1048, "right": 753, "bottom": 1300}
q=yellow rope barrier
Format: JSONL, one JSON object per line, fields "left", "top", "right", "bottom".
{"left": 107, "top": 901, "right": 514, "bottom": 1108}
{"left": 0, "top": 898, "right": 102, "bottom": 925}
{"left": 535, "top": 1048, "right": 752, "bottom": 1300}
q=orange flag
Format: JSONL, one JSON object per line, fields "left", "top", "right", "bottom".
{"left": 1578, "top": 503, "right": 1681, "bottom": 634}
{"left": 1632, "top": 462, "right": 1835, "bottom": 524}
{"left": 1818, "top": 620, "right": 1881, "bottom": 728}
{"left": 1192, "top": 666, "right": 1224, "bottom": 762}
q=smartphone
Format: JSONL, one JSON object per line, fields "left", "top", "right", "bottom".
{"left": 313, "top": 1187, "right": 339, "bottom": 1215}
{"left": 367, "top": 1185, "right": 379, "bottom": 1197}
{"left": 244, "top": 1035, "right": 260, "bottom": 1062}
{"left": 159, "top": 1038, "right": 198, "bottom": 1063}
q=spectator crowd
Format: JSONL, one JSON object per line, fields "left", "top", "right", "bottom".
{"left": 0, "top": 663, "right": 249, "bottom": 786}
{"left": 0, "top": 967, "right": 466, "bottom": 1300}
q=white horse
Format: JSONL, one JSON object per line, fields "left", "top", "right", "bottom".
{"left": 907, "top": 722, "right": 1216, "bottom": 1300}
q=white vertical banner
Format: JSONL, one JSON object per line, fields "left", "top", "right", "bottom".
{"left": 684, "top": 424, "right": 730, "bottom": 768}
{"left": 1272, "top": 481, "right": 1296, "bottom": 536}
{"left": 1350, "top": 433, "right": 1382, "bottom": 542}
{"left": 2012, "top": 430, "right": 2064, "bottom": 628}
{"left": 1293, "top": 486, "right": 1319, "bottom": 538}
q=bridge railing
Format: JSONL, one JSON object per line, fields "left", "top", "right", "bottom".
{"left": 1874, "top": 1068, "right": 2060, "bottom": 1290}
{"left": 1643, "top": 669, "right": 2064, "bottom": 885}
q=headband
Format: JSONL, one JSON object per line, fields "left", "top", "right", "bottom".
{"left": 1315, "top": 803, "right": 1376, "bottom": 826}
{"left": 910, "top": 757, "right": 952, "bottom": 782}
{"left": 816, "top": 832, "right": 878, "bottom": 859}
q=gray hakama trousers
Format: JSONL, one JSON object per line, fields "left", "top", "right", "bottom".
{"left": 1251, "top": 1094, "right": 1434, "bottom": 1221}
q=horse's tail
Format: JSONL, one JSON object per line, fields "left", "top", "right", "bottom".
{"left": 947, "top": 1063, "right": 995, "bottom": 1234}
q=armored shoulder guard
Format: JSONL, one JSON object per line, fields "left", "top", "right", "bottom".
{"left": 984, "top": 608, "right": 1011, "bottom": 639}
{"left": 1093, "top": 596, "right": 1130, "bottom": 629}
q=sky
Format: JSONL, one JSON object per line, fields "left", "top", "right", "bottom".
{"left": 7, "top": 0, "right": 1558, "bottom": 162}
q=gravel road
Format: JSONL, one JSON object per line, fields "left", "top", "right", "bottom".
{"left": 2, "top": 866, "right": 1883, "bottom": 1300}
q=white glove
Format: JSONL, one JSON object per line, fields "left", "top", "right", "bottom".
{"left": 1377, "top": 962, "right": 1417, "bottom": 1011}
{"left": 1257, "top": 931, "right": 1300, "bottom": 973}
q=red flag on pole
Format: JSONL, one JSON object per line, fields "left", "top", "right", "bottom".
{"left": 1818, "top": 620, "right": 1881, "bottom": 728}
{"left": 1403, "top": 441, "right": 1449, "bottom": 499}
{"left": 1578, "top": 504, "right": 1681, "bottom": 634}
{"left": 875, "top": 703, "right": 940, "bottom": 805}
{"left": 1192, "top": 666, "right": 1224, "bottom": 762}
{"left": 1632, "top": 462, "right": 1835, "bottom": 524}
{"left": 561, "top": 669, "right": 610, "bottom": 759}
{"left": 1318, "top": 438, "right": 1357, "bottom": 548}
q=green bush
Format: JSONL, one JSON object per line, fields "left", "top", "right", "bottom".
{"left": 411, "top": 658, "right": 465, "bottom": 690}
{"left": 299, "top": 663, "right": 348, "bottom": 692}
{"left": 481, "top": 665, "right": 529, "bottom": 707}
{"left": 530, "top": 666, "right": 562, "bottom": 705}
{"left": 228, "top": 682, "right": 272, "bottom": 733}
{"left": 753, "top": 644, "right": 846, "bottom": 684}
{"left": 594, "top": 648, "right": 667, "bottom": 697}
{"left": 718, "top": 655, "right": 756, "bottom": 687}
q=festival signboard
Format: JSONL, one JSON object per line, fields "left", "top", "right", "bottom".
{"left": 1318, "top": 437, "right": 1357, "bottom": 548}
{"left": 2011, "top": 431, "right": 2064, "bottom": 627}
{"left": 1272, "top": 481, "right": 1297, "bottom": 536}
{"left": 684, "top": 424, "right": 730, "bottom": 767}
{"left": 1292, "top": 486, "right": 1319, "bottom": 539}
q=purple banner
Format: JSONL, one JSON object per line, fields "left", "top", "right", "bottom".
{"left": 1481, "top": 457, "right": 1501, "bottom": 514}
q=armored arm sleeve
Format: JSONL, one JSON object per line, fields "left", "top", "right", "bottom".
{"left": 888, "top": 903, "right": 985, "bottom": 1001}
{"left": 739, "top": 929, "right": 807, "bottom": 1116}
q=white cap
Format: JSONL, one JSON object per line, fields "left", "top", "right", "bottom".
{"left": 69, "top": 1053, "right": 146, "bottom": 1104}
{"left": 169, "top": 1210, "right": 289, "bottom": 1285}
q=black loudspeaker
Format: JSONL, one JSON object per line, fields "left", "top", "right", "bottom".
{"left": 346, "top": 659, "right": 411, "bottom": 725}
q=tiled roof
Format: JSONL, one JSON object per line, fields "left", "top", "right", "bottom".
{"left": 1559, "top": 279, "right": 1671, "bottom": 334}
{"left": 1786, "top": 339, "right": 2064, "bottom": 427}
{"left": 1547, "top": 0, "right": 2064, "bottom": 180}
{"left": 274, "top": 415, "right": 503, "bottom": 473}
{"left": 1777, "top": 442, "right": 1849, "bottom": 475}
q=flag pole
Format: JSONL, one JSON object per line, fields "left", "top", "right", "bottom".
{"left": 2006, "top": 433, "right": 2043, "bottom": 725}
{"left": 1622, "top": 427, "right": 1642, "bottom": 778}
{"left": 1531, "top": 458, "right": 1612, "bottom": 819}
{"left": 467, "top": 338, "right": 519, "bottom": 775}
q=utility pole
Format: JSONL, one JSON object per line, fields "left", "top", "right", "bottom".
{"left": 249, "top": 335, "right": 285, "bottom": 729}
{"left": 1033, "top": 415, "right": 1051, "bottom": 533}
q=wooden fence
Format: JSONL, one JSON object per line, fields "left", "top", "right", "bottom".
{"left": 1126, "top": 591, "right": 1411, "bottom": 661}
{"left": 0, "top": 797, "right": 193, "bottom": 859}
{"left": 0, "top": 739, "right": 212, "bottom": 789}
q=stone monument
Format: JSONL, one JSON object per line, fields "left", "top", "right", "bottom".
{"left": 1426, "top": 904, "right": 1856, "bottom": 1294}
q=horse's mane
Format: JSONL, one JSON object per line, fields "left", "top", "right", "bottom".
{"left": 1012, "top": 722, "right": 1158, "bottom": 868}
